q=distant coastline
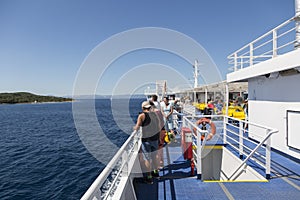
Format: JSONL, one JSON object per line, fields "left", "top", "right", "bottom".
{"left": 0, "top": 92, "right": 73, "bottom": 104}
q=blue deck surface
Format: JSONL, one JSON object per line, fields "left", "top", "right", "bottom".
{"left": 133, "top": 133, "right": 300, "bottom": 200}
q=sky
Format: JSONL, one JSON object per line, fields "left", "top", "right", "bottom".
{"left": 0, "top": 0, "right": 295, "bottom": 96}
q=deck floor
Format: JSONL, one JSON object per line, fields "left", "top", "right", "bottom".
{"left": 133, "top": 134, "right": 300, "bottom": 200}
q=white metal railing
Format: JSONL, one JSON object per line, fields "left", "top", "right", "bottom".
{"left": 81, "top": 130, "right": 142, "bottom": 200}
{"left": 82, "top": 111, "right": 278, "bottom": 198}
{"left": 181, "top": 111, "right": 278, "bottom": 180}
{"left": 223, "top": 116, "right": 278, "bottom": 180}
{"left": 228, "top": 15, "right": 300, "bottom": 71}
{"left": 172, "top": 110, "right": 182, "bottom": 131}
{"left": 182, "top": 103, "right": 196, "bottom": 116}
{"left": 182, "top": 115, "right": 209, "bottom": 178}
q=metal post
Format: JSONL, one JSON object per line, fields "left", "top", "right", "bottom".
{"left": 241, "top": 57, "right": 243, "bottom": 69}
{"left": 234, "top": 53, "right": 238, "bottom": 71}
{"left": 213, "top": 91, "right": 216, "bottom": 102}
{"left": 205, "top": 87, "right": 208, "bottom": 104}
{"left": 239, "top": 121, "right": 244, "bottom": 159}
{"left": 273, "top": 30, "right": 278, "bottom": 57}
{"left": 223, "top": 83, "right": 229, "bottom": 145}
{"left": 295, "top": 0, "right": 300, "bottom": 49}
{"left": 266, "top": 129, "right": 271, "bottom": 179}
{"left": 250, "top": 43, "right": 254, "bottom": 66}
{"left": 183, "top": 116, "right": 187, "bottom": 128}
{"left": 197, "top": 129, "right": 202, "bottom": 179}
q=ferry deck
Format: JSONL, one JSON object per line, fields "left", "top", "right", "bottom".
{"left": 81, "top": 2, "right": 300, "bottom": 199}
{"left": 133, "top": 129, "right": 300, "bottom": 200}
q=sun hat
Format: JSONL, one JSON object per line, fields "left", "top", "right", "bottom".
{"left": 142, "top": 101, "right": 151, "bottom": 109}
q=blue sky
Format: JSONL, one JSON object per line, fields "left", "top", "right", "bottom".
{"left": 0, "top": 0, "right": 295, "bottom": 96}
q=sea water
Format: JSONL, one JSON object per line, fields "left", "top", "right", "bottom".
{"left": 0, "top": 98, "right": 144, "bottom": 200}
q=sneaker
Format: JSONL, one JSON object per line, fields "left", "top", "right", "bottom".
{"left": 144, "top": 177, "right": 153, "bottom": 184}
{"left": 152, "top": 170, "right": 159, "bottom": 178}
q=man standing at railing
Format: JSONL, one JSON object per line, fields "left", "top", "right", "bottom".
{"left": 149, "top": 100, "right": 165, "bottom": 170}
{"left": 161, "top": 96, "right": 175, "bottom": 134}
{"left": 134, "top": 101, "right": 160, "bottom": 184}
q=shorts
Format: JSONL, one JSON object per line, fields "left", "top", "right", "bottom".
{"left": 164, "top": 117, "right": 174, "bottom": 131}
{"left": 141, "top": 140, "right": 158, "bottom": 161}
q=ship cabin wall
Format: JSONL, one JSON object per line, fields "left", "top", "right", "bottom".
{"left": 248, "top": 73, "right": 300, "bottom": 159}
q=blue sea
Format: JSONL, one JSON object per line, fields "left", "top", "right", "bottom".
{"left": 0, "top": 98, "right": 145, "bottom": 200}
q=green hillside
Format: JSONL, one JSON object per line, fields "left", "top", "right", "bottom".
{"left": 0, "top": 92, "right": 73, "bottom": 104}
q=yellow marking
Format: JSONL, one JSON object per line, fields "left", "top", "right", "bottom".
{"left": 203, "top": 146, "right": 223, "bottom": 149}
{"left": 204, "top": 180, "right": 268, "bottom": 183}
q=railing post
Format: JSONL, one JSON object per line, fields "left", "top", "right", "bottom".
{"left": 192, "top": 107, "right": 196, "bottom": 119}
{"left": 239, "top": 121, "right": 244, "bottom": 159}
{"left": 295, "top": 0, "right": 300, "bottom": 49}
{"left": 273, "top": 29, "right": 278, "bottom": 57}
{"left": 135, "top": 130, "right": 141, "bottom": 153}
{"left": 250, "top": 43, "right": 254, "bottom": 66}
{"left": 223, "top": 116, "right": 227, "bottom": 145}
{"left": 266, "top": 129, "right": 271, "bottom": 179}
{"left": 204, "top": 87, "right": 208, "bottom": 104}
{"left": 234, "top": 53, "right": 238, "bottom": 71}
{"left": 223, "top": 84, "right": 229, "bottom": 145}
{"left": 183, "top": 116, "right": 187, "bottom": 128}
{"left": 197, "top": 129, "right": 202, "bottom": 179}
{"left": 241, "top": 57, "right": 243, "bottom": 69}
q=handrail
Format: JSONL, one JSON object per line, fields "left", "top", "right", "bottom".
{"left": 228, "top": 129, "right": 278, "bottom": 180}
{"left": 224, "top": 115, "right": 279, "bottom": 179}
{"left": 182, "top": 105, "right": 278, "bottom": 180}
{"left": 228, "top": 16, "right": 295, "bottom": 58}
{"left": 182, "top": 104, "right": 196, "bottom": 116}
{"left": 228, "top": 15, "right": 299, "bottom": 71}
{"left": 226, "top": 115, "right": 275, "bottom": 131}
{"left": 81, "top": 130, "right": 141, "bottom": 200}
{"left": 182, "top": 115, "right": 209, "bottom": 178}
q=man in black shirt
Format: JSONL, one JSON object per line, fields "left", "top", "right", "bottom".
{"left": 134, "top": 101, "right": 160, "bottom": 184}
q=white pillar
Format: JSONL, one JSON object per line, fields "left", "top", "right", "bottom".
{"left": 223, "top": 83, "right": 229, "bottom": 144}
{"left": 266, "top": 129, "right": 271, "bottom": 179}
{"left": 295, "top": 0, "right": 300, "bottom": 49}
{"left": 197, "top": 128, "right": 202, "bottom": 179}
{"left": 205, "top": 87, "right": 208, "bottom": 103}
{"left": 239, "top": 121, "right": 244, "bottom": 159}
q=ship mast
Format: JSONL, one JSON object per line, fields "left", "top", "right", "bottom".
{"left": 193, "top": 60, "right": 199, "bottom": 88}
{"left": 193, "top": 60, "right": 200, "bottom": 103}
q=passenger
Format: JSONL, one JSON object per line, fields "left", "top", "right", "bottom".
{"left": 193, "top": 108, "right": 216, "bottom": 141}
{"left": 134, "top": 101, "right": 160, "bottom": 184}
{"left": 169, "top": 95, "right": 175, "bottom": 107}
{"left": 151, "top": 94, "right": 161, "bottom": 110}
{"left": 149, "top": 101, "right": 165, "bottom": 169}
{"left": 215, "top": 100, "right": 223, "bottom": 114}
{"left": 207, "top": 101, "right": 215, "bottom": 115}
{"left": 161, "top": 96, "right": 175, "bottom": 135}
